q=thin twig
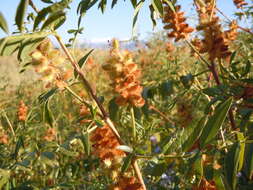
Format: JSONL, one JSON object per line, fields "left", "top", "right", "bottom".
{"left": 216, "top": 8, "right": 253, "bottom": 35}
{"left": 130, "top": 107, "right": 136, "bottom": 143}
{"left": 184, "top": 39, "right": 210, "bottom": 67}
{"left": 132, "top": 161, "right": 147, "bottom": 190}
{"left": 55, "top": 34, "right": 147, "bottom": 190}
{"left": 149, "top": 105, "right": 174, "bottom": 124}
{"left": 3, "top": 112, "right": 15, "bottom": 138}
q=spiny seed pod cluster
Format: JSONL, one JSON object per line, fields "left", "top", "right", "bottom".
{"left": 102, "top": 39, "right": 145, "bottom": 107}
{"left": 163, "top": 4, "right": 194, "bottom": 42}
{"left": 91, "top": 125, "right": 125, "bottom": 161}
{"left": 190, "top": 38, "right": 202, "bottom": 57}
{"left": 195, "top": 0, "right": 231, "bottom": 61}
{"left": 91, "top": 125, "right": 142, "bottom": 190}
{"left": 30, "top": 39, "right": 71, "bottom": 88}
{"left": 17, "top": 100, "right": 28, "bottom": 121}
{"left": 43, "top": 128, "right": 57, "bottom": 142}
{"left": 233, "top": 0, "right": 248, "bottom": 8}
{"left": 224, "top": 20, "right": 238, "bottom": 43}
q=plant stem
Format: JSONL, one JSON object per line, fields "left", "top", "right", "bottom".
{"left": 216, "top": 8, "right": 253, "bottom": 35}
{"left": 64, "top": 86, "right": 90, "bottom": 107}
{"left": 55, "top": 34, "right": 146, "bottom": 190}
{"left": 3, "top": 112, "right": 15, "bottom": 138}
{"left": 130, "top": 107, "right": 136, "bottom": 143}
{"left": 149, "top": 105, "right": 173, "bottom": 123}
{"left": 133, "top": 160, "right": 146, "bottom": 190}
{"left": 184, "top": 39, "right": 210, "bottom": 67}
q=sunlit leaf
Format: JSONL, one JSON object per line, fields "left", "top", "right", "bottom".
{"left": 132, "top": 0, "right": 145, "bottom": 35}
{"left": 151, "top": 0, "right": 163, "bottom": 17}
{"left": 74, "top": 49, "right": 94, "bottom": 77}
{"left": 43, "top": 100, "right": 54, "bottom": 127}
{"left": 15, "top": 0, "right": 29, "bottom": 32}
{"left": 41, "top": 11, "right": 66, "bottom": 30}
{"left": 0, "top": 12, "right": 9, "bottom": 34}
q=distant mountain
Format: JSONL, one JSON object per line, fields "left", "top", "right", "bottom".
{"left": 77, "top": 40, "right": 146, "bottom": 50}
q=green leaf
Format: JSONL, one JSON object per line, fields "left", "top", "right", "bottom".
{"left": 98, "top": 0, "right": 107, "bottom": 13}
{"left": 1, "top": 38, "right": 23, "bottom": 56}
{"left": 33, "top": 0, "right": 73, "bottom": 30}
{"left": 43, "top": 100, "right": 54, "bottom": 127}
{"left": 0, "top": 12, "right": 9, "bottom": 34}
{"left": 224, "top": 143, "right": 240, "bottom": 190}
{"left": 111, "top": 0, "right": 118, "bottom": 8}
{"left": 149, "top": 5, "right": 157, "bottom": 28}
{"left": 194, "top": 156, "right": 203, "bottom": 184}
{"left": 41, "top": 11, "right": 66, "bottom": 30}
{"left": 38, "top": 88, "right": 58, "bottom": 103}
{"left": 77, "top": 0, "right": 100, "bottom": 27}
{"left": 180, "top": 74, "right": 194, "bottom": 89}
{"left": 13, "top": 136, "right": 24, "bottom": 159}
{"left": 108, "top": 98, "right": 119, "bottom": 121}
{"left": 181, "top": 116, "right": 207, "bottom": 152}
{"left": 130, "top": 0, "right": 137, "bottom": 8}
{"left": 74, "top": 49, "right": 94, "bottom": 77}
{"left": 230, "top": 51, "right": 236, "bottom": 65}
{"left": 15, "top": 0, "right": 29, "bottom": 32}
{"left": 236, "top": 132, "right": 245, "bottom": 171}
{"left": 121, "top": 153, "right": 134, "bottom": 173}
{"left": 81, "top": 132, "right": 90, "bottom": 156}
{"left": 213, "top": 170, "right": 226, "bottom": 190}
{"left": 159, "top": 80, "right": 174, "bottom": 98}
{"left": 0, "top": 38, "right": 7, "bottom": 55}
{"left": 244, "top": 143, "right": 253, "bottom": 179}
{"left": 200, "top": 97, "right": 233, "bottom": 148}
{"left": 41, "top": 0, "right": 54, "bottom": 3}
{"left": 132, "top": 0, "right": 144, "bottom": 35}
{"left": 0, "top": 169, "right": 10, "bottom": 189}
{"left": 18, "top": 37, "right": 44, "bottom": 62}
{"left": 151, "top": 0, "right": 163, "bottom": 17}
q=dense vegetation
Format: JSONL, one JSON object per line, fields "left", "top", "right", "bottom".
{"left": 0, "top": 0, "right": 253, "bottom": 189}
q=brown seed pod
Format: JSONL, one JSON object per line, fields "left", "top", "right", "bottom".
{"left": 163, "top": 5, "right": 194, "bottom": 42}
{"left": 30, "top": 39, "right": 71, "bottom": 88}
{"left": 103, "top": 39, "right": 145, "bottom": 107}
{"left": 195, "top": 0, "right": 231, "bottom": 61}
{"left": 17, "top": 100, "right": 28, "bottom": 121}
{"left": 91, "top": 125, "right": 125, "bottom": 161}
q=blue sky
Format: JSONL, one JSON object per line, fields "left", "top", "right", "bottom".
{"left": 0, "top": 0, "right": 245, "bottom": 43}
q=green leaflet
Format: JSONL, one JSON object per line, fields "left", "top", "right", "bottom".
{"left": 15, "top": 0, "right": 29, "bottom": 32}
{"left": 0, "top": 12, "right": 8, "bottom": 34}
{"left": 43, "top": 100, "right": 55, "bottom": 127}
{"left": 200, "top": 97, "right": 233, "bottom": 148}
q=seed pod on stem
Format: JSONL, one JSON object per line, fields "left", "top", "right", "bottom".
{"left": 103, "top": 39, "right": 145, "bottom": 107}
{"left": 163, "top": 4, "right": 194, "bottom": 42}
